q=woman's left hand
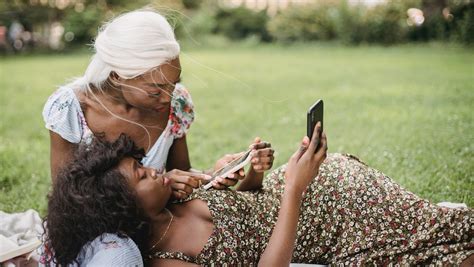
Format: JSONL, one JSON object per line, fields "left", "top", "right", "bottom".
{"left": 249, "top": 137, "right": 274, "bottom": 173}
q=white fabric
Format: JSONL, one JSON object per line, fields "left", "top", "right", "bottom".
{"left": 0, "top": 210, "right": 142, "bottom": 266}
{"left": 437, "top": 202, "right": 468, "bottom": 209}
{"left": 42, "top": 87, "right": 85, "bottom": 144}
{"left": 38, "top": 233, "right": 143, "bottom": 267}
{"left": 42, "top": 84, "right": 191, "bottom": 173}
{"left": 0, "top": 209, "right": 42, "bottom": 247}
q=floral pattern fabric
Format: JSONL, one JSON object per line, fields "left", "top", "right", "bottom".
{"left": 43, "top": 84, "right": 194, "bottom": 172}
{"left": 169, "top": 85, "right": 194, "bottom": 139}
{"left": 151, "top": 153, "right": 473, "bottom": 265}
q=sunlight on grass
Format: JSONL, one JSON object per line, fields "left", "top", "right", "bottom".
{"left": 1, "top": 44, "right": 473, "bottom": 213}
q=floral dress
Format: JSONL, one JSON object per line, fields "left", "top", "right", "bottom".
{"left": 150, "top": 154, "right": 473, "bottom": 266}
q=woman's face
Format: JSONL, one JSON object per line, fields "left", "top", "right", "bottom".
{"left": 118, "top": 157, "right": 172, "bottom": 215}
{"left": 117, "top": 57, "right": 182, "bottom": 112}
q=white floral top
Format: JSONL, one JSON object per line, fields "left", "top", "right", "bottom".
{"left": 42, "top": 84, "right": 194, "bottom": 173}
{"left": 39, "top": 233, "right": 143, "bottom": 267}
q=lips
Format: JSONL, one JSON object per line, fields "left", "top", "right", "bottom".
{"left": 163, "top": 176, "right": 171, "bottom": 186}
{"left": 155, "top": 106, "right": 166, "bottom": 112}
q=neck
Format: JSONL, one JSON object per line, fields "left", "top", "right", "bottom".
{"left": 148, "top": 208, "right": 174, "bottom": 251}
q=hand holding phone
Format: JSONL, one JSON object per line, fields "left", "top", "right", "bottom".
{"left": 203, "top": 150, "right": 252, "bottom": 190}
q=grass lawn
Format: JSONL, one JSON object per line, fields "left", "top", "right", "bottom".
{"left": 1, "top": 43, "right": 473, "bottom": 214}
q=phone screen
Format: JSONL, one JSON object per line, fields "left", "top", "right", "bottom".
{"left": 307, "top": 99, "right": 324, "bottom": 145}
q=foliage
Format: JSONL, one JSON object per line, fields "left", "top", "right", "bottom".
{"left": 214, "top": 6, "right": 271, "bottom": 41}
{"left": 360, "top": 3, "right": 408, "bottom": 44}
{"left": 3, "top": 0, "right": 474, "bottom": 50}
{"left": 332, "top": 2, "right": 366, "bottom": 44}
{"left": 182, "top": 9, "right": 217, "bottom": 40}
{"left": 62, "top": 6, "right": 105, "bottom": 45}
{"left": 458, "top": 6, "right": 474, "bottom": 44}
{"left": 182, "top": 0, "right": 204, "bottom": 10}
{"left": 267, "top": 4, "right": 338, "bottom": 42}
{"left": 268, "top": 1, "right": 412, "bottom": 44}
{"left": 266, "top": 0, "right": 474, "bottom": 45}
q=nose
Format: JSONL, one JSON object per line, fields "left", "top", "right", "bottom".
{"left": 159, "top": 91, "right": 172, "bottom": 104}
{"left": 146, "top": 168, "right": 158, "bottom": 180}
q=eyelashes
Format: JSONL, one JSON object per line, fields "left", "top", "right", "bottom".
{"left": 148, "top": 91, "right": 162, "bottom": 97}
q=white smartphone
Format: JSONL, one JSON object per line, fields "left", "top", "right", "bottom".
{"left": 203, "top": 149, "right": 253, "bottom": 190}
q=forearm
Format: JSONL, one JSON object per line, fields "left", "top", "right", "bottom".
{"left": 258, "top": 187, "right": 302, "bottom": 267}
{"left": 166, "top": 136, "right": 192, "bottom": 171}
{"left": 236, "top": 167, "right": 263, "bottom": 191}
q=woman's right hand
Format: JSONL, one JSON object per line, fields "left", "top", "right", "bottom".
{"left": 164, "top": 169, "right": 212, "bottom": 200}
{"left": 284, "top": 122, "right": 328, "bottom": 194}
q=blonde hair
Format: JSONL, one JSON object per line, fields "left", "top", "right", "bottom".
{"left": 69, "top": 9, "right": 180, "bottom": 92}
{"left": 66, "top": 9, "right": 180, "bottom": 150}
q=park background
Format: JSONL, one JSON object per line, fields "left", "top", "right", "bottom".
{"left": 1, "top": 0, "right": 473, "bottom": 213}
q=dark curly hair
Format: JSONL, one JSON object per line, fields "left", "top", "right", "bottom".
{"left": 43, "top": 134, "right": 150, "bottom": 265}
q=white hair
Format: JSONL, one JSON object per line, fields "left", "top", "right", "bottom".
{"left": 65, "top": 9, "right": 180, "bottom": 150}
{"left": 69, "top": 9, "right": 180, "bottom": 92}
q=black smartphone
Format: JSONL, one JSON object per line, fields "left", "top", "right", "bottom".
{"left": 307, "top": 99, "right": 324, "bottom": 150}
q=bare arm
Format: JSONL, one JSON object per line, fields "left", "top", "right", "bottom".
{"left": 259, "top": 188, "right": 303, "bottom": 267}
{"left": 236, "top": 167, "right": 263, "bottom": 191}
{"left": 237, "top": 139, "right": 273, "bottom": 191}
{"left": 259, "top": 124, "right": 327, "bottom": 267}
{"left": 49, "top": 131, "right": 76, "bottom": 181}
{"left": 166, "top": 136, "right": 192, "bottom": 171}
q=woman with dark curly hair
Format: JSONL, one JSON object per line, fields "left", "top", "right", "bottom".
{"left": 41, "top": 135, "right": 150, "bottom": 266}
{"left": 43, "top": 125, "right": 473, "bottom": 266}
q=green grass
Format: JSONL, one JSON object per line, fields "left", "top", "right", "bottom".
{"left": 1, "top": 43, "right": 473, "bottom": 214}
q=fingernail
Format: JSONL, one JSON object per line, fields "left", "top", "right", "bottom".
{"left": 252, "top": 159, "right": 257, "bottom": 163}
{"left": 203, "top": 174, "right": 212, "bottom": 180}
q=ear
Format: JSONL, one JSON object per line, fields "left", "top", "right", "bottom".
{"left": 109, "top": 71, "right": 119, "bottom": 80}
{"left": 108, "top": 71, "right": 123, "bottom": 85}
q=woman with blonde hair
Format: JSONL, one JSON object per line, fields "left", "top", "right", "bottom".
{"left": 41, "top": 9, "right": 274, "bottom": 264}
{"left": 43, "top": 9, "right": 273, "bottom": 201}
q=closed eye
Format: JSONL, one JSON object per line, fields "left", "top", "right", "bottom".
{"left": 137, "top": 162, "right": 147, "bottom": 179}
{"left": 146, "top": 77, "right": 181, "bottom": 88}
{"left": 132, "top": 160, "right": 146, "bottom": 180}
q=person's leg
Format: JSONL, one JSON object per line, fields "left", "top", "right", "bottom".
{"left": 274, "top": 153, "right": 473, "bottom": 265}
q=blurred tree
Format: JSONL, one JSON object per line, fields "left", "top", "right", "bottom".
{"left": 182, "top": 0, "right": 203, "bottom": 10}
{"left": 422, "top": 0, "right": 447, "bottom": 17}
{"left": 214, "top": 6, "right": 270, "bottom": 41}
{"left": 458, "top": 4, "right": 474, "bottom": 44}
